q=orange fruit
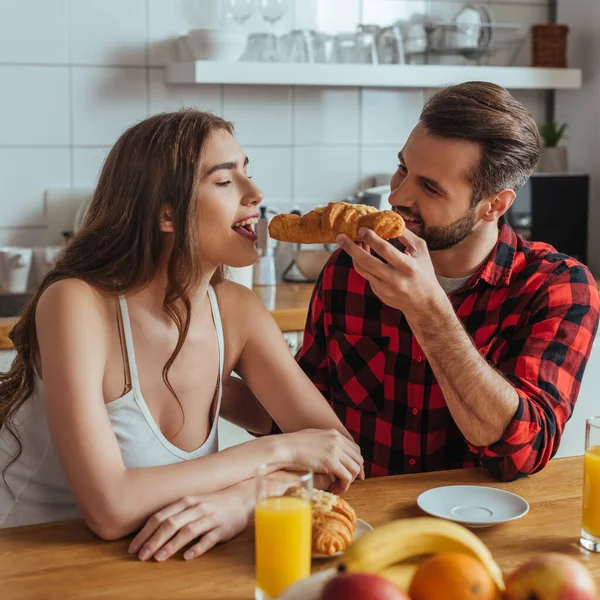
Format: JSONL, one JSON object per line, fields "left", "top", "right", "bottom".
{"left": 408, "top": 552, "right": 498, "bottom": 600}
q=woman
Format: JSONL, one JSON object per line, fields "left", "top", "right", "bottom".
{"left": 0, "top": 110, "right": 363, "bottom": 562}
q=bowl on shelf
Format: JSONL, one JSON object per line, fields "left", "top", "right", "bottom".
{"left": 187, "top": 28, "right": 247, "bottom": 62}
{"left": 294, "top": 248, "right": 333, "bottom": 281}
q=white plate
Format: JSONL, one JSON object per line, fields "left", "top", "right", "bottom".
{"left": 280, "top": 568, "right": 336, "bottom": 600}
{"left": 417, "top": 485, "right": 529, "bottom": 528}
{"left": 312, "top": 518, "right": 373, "bottom": 559}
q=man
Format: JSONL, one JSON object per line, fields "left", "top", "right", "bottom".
{"left": 292, "top": 81, "right": 599, "bottom": 482}
{"left": 224, "top": 81, "right": 599, "bottom": 483}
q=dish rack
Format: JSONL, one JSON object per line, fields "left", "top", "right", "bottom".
{"left": 405, "top": 22, "right": 531, "bottom": 66}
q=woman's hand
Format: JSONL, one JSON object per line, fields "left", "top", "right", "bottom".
{"left": 128, "top": 480, "right": 254, "bottom": 562}
{"left": 275, "top": 428, "right": 364, "bottom": 493}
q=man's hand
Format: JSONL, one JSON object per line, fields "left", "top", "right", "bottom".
{"left": 336, "top": 227, "right": 448, "bottom": 321}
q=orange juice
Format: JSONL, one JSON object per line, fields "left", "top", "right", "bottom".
{"left": 255, "top": 495, "right": 312, "bottom": 598}
{"left": 583, "top": 445, "right": 600, "bottom": 537}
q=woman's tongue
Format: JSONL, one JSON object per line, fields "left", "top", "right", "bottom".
{"left": 233, "top": 224, "right": 256, "bottom": 241}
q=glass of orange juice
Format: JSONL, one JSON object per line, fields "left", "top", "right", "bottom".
{"left": 582, "top": 417, "right": 600, "bottom": 551}
{"left": 255, "top": 464, "right": 313, "bottom": 600}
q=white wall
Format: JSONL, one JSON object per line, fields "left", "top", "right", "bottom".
{"left": 0, "top": 0, "right": 550, "bottom": 247}
{"left": 556, "top": 0, "right": 600, "bottom": 273}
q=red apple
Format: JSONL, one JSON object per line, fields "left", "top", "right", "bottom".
{"left": 504, "top": 553, "right": 597, "bottom": 600}
{"left": 321, "top": 573, "right": 410, "bottom": 600}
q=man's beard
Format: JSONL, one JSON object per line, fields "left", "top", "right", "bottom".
{"left": 393, "top": 206, "right": 477, "bottom": 251}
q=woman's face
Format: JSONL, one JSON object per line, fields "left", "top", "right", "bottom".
{"left": 195, "top": 129, "right": 264, "bottom": 269}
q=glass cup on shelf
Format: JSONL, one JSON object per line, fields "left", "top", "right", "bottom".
{"left": 254, "top": 464, "right": 313, "bottom": 600}
{"left": 377, "top": 25, "right": 406, "bottom": 64}
{"left": 334, "top": 32, "right": 359, "bottom": 63}
{"left": 356, "top": 25, "right": 380, "bottom": 64}
{"left": 582, "top": 417, "right": 600, "bottom": 551}
{"left": 279, "top": 30, "right": 318, "bottom": 63}
{"left": 242, "top": 32, "right": 279, "bottom": 62}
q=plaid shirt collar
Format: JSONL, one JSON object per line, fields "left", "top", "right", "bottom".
{"left": 463, "top": 218, "right": 517, "bottom": 291}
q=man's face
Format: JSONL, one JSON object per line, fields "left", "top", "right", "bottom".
{"left": 389, "top": 123, "right": 483, "bottom": 251}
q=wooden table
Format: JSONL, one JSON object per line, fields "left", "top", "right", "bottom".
{"left": 1, "top": 457, "right": 597, "bottom": 599}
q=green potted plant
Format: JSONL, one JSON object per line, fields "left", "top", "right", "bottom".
{"left": 538, "top": 122, "right": 568, "bottom": 173}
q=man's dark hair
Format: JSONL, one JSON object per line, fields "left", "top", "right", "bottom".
{"left": 420, "top": 81, "right": 542, "bottom": 204}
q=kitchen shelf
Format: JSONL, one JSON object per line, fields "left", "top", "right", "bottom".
{"left": 165, "top": 61, "right": 582, "bottom": 90}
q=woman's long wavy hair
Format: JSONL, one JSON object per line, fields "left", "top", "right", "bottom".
{"left": 0, "top": 109, "right": 232, "bottom": 480}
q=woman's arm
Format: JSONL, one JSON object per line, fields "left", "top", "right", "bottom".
{"left": 221, "top": 374, "right": 274, "bottom": 435}
{"left": 36, "top": 280, "right": 362, "bottom": 541}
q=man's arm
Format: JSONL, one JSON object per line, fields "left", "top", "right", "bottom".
{"left": 409, "top": 296, "right": 519, "bottom": 449}
{"left": 338, "top": 228, "right": 600, "bottom": 481}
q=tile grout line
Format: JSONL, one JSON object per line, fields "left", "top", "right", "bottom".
{"left": 66, "top": 0, "right": 74, "bottom": 187}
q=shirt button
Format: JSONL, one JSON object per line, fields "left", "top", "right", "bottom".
{"left": 412, "top": 407, "right": 418, "bottom": 416}
{"left": 417, "top": 355, "right": 423, "bottom": 363}
{"left": 409, "top": 458, "right": 417, "bottom": 466}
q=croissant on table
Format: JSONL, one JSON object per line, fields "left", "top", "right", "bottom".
{"left": 285, "top": 487, "right": 357, "bottom": 556}
{"left": 268, "top": 201, "right": 405, "bottom": 244}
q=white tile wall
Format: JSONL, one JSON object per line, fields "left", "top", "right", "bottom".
{"left": 148, "top": 68, "right": 222, "bottom": 114}
{"left": 360, "top": 145, "right": 398, "bottom": 188}
{"left": 72, "top": 147, "right": 111, "bottom": 188}
{"left": 0, "top": 66, "right": 70, "bottom": 146}
{"left": 294, "top": 146, "right": 360, "bottom": 205}
{"left": 362, "top": 89, "right": 425, "bottom": 145}
{"left": 69, "top": 0, "right": 147, "bottom": 66}
{"left": 72, "top": 67, "right": 148, "bottom": 145}
{"left": 0, "top": 0, "right": 552, "bottom": 246}
{"left": 0, "top": 0, "right": 68, "bottom": 64}
{"left": 223, "top": 86, "right": 293, "bottom": 146}
{"left": 0, "top": 148, "right": 70, "bottom": 227}
{"left": 293, "top": 88, "right": 360, "bottom": 146}
{"left": 247, "top": 147, "right": 293, "bottom": 206}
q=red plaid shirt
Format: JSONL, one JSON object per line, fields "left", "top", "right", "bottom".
{"left": 296, "top": 222, "right": 600, "bottom": 481}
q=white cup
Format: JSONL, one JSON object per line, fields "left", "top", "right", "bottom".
{"left": 33, "top": 246, "right": 62, "bottom": 284}
{"left": 227, "top": 265, "right": 254, "bottom": 289}
{"left": 0, "top": 247, "right": 33, "bottom": 293}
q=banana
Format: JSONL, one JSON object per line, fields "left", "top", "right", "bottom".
{"left": 378, "top": 562, "right": 419, "bottom": 592}
{"left": 338, "top": 517, "right": 505, "bottom": 591}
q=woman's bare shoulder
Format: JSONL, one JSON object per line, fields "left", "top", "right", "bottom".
{"left": 36, "top": 278, "right": 115, "bottom": 327}
{"left": 213, "top": 279, "right": 271, "bottom": 343}
{"left": 213, "top": 279, "right": 266, "bottom": 315}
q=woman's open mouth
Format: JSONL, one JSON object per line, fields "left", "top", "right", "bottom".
{"left": 232, "top": 217, "right": 258, "bottom": 242}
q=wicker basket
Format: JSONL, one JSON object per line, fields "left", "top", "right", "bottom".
{"left": 532, "top": 24, "right": 569, "bottom": 68}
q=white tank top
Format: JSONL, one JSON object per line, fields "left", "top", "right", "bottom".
{"left": 0, "top": 287, "right": 224, "bottom": 528}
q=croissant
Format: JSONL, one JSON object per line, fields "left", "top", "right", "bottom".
{"left": 285, "top": 487, "right": 357, "bottom": 556}
{"left": 268, "top": 201, "right": 405, "bottom": 244}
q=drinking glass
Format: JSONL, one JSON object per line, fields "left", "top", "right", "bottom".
{"left": 223, "top": 0, "right": 256, "bottom": 26}
{"left": 255, "top": 464, "right": 313, "bottom": 599}
{"left": 334, "top": 33, "right": 359, "bottom": 63}
{"left": 279, "top": 30, "right": 316, "bottom": 62}
{"left": 582, "top": 417, "right": 600, "bottom": 551}
{"left": 242, "top": 33, "right": 279, "bottom": 62}
{"left": 260, "top": 0, "right": 289, "bottom": 28}
{"left": 356, "top": 25, "right": 380, "bottom": 64}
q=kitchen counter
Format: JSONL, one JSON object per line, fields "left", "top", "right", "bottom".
{"left": 0, "top": 457, "right": 596, "bottom": 599}
{"left": 252, "top": 283, "right": 314, "bottom": 332}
